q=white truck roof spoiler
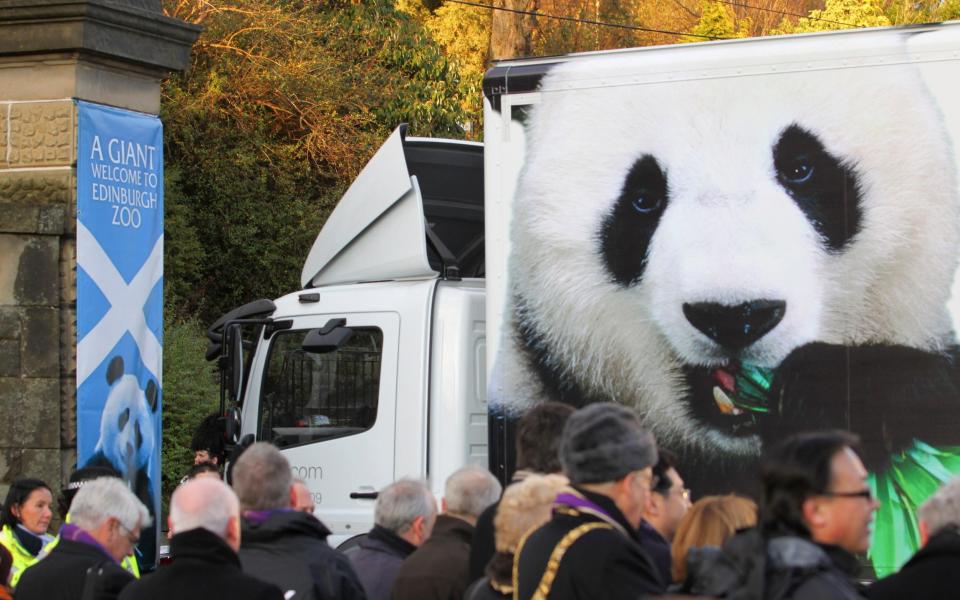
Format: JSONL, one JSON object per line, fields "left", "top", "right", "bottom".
{"left": 301, "top": 125, "right": 435, "bottom": 288}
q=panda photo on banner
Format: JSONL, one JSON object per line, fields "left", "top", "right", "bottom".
{"left": 489, "top": 27, "right": 960, "bottom": 576}
{"left": 75, "top": 101, "right": 163, "bottom": 570}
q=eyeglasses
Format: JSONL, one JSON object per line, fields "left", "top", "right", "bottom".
{"left": 118, "top": 522, "right": 140, "bottom": 545}
{"left": 822, "top": 489, "right": 874, "bottom": 501}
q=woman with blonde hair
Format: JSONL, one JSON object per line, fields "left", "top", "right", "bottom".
{"left": 464, "top": 473, "right": 568, "bottom": 600}
{"left": 671, "top": 494, "right": 758, "bottom": 584}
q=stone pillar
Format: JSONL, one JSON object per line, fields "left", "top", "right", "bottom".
{"left": 0, "top": 0, "right": 199, "bottom": 498}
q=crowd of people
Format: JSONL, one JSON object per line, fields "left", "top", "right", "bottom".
{"left": 0, "top": 401, "right": 958, "bottom": 599}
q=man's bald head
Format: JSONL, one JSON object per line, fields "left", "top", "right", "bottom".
{"left": 170, "top": 477, "right": 242, "bottom": 551}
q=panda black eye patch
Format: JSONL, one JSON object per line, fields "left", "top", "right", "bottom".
{"left": 118, "top": 407, "right": 130, "bottom": 431}
{"left": 600, "top": 155, "right": 669, "bottom": 287}
{"left": 773, "top": 124, "right": 862, "bottom": 251}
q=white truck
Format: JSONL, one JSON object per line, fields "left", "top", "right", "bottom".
{"left": 207, "top": 23, "right": 960, "bottom": 573}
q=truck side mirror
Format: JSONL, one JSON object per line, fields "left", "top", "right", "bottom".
{"left": 228, "top": 324, "right": 245, "bottom": 402}
{"left": 303, "top": 318, "right": 354, "bottom": 353}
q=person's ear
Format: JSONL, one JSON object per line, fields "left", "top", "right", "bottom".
{"left": 802, "top": 497, "right": 825, "bottom": 531}
{"left": 441, "top": 497, "right": 448, "bottom": 514}
{"left": 167, "top": 515, "right": 175, "bottom": 537}
{"left": 411, "top": 516, "right": 425, "bottom": 544}
{"left": 288, "top": 485, "right": 297, "bottom": 509}
{"left": 919, "top": 520, "right": 930, "bottom": 547}
{"left": 226, "top": 515, "right": 242, "bottom": 551}
{"left": 9, "top": 504, "right": 21, "bottom": 520}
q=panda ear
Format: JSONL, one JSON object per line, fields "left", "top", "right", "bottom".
{"left": 145, "top": 380, "right": 158, "bottom": 412}
{"left": 107, "top": 356, "right": 124, "bottom": 385}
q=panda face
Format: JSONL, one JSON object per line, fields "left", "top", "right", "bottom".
{"left": 601, "top": 122, "right": 863, "bottom": 369}
{"left": 506, "top": 51, "right": 960, "bottom": 454}
{"left": 97, "top": 356, "right": 158, "bottom": 481}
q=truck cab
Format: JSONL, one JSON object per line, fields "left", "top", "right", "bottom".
{"left": 208, "top": 126, "right": 487, "bottom": 544}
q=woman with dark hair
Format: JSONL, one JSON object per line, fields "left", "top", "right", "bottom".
{"left": 0, "top": 478, "right": 53, "bottom": 587}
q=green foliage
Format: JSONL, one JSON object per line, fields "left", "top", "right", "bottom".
{"left": 162, "top": 0, "right": 472, "bottom": 324}
{"left": 160, "top": 319, "right": 220, "bottom": 512}
{"left": 685, "top": 1, "right": 747, "bottom": 41}
{"left": 775, "top": 0, "right": 890, "bottom": 33}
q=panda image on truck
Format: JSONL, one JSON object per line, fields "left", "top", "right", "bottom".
{"left": 83, "top": 355, "right": 159, "bottom": 568}
{"left": 490, "top": 28, "right": 960, "bottom": 573}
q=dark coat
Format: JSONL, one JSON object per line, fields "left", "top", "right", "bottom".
{"left": 867, "top": 528, "right": 960, "bottom": 600}
{"left": 638, "top": 521, "right": 673, "bottom": 586}
{"left": 238, "top": 510, "right": 366, "bottom": 600}
{"left": 688, "top": 528, "right": 865, "bottom": 600}
{"left": 14, "top": 538, "right": 133, "bottom": 600}
{"left": 391, "top": 515, "right": 474, "bottom": 600}
{"left": 117, "top": 528, "right": 283, "bottom": 600}
{"left": 515, "top": 488, "right": 665, "bottom": 600}
{"left": 464, "top": 577, "right": 510, "bottom": 600}
{"left": 345, "top": 525, "right": 416, "bottom": 600}
{"left": 469, "top": 501, "right": 498, "bottom": 581}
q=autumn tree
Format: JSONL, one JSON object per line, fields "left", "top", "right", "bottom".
{"left": 774, "top": 0, "right": 890, "bottom": 33}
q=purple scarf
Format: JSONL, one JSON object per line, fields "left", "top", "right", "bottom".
{"left": 60, "top": 523, "right": 116, "bottom": 563}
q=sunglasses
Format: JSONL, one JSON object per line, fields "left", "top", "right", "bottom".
{"left": 822, "top": 489, "right": 874, "bottom": 501}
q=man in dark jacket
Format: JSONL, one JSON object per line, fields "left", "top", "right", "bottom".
{"left": 469, "top": 402, "right": 575, "bottom": 581}
{"left": 16, "top": 478, "right": 148, "bottom": 600}
{"left": 515, "top": 403, "right": 665, "bottom": 600}
{"left": 639, "top": 450, "right": 690, "bottom": 585}
{"left": 392, "top": 465, "right": 502, "bottom": 600}
{"left": 689, "top": 430, "right": 877, "bottom": 600}
{"left": 868, "top": 477, "right": 960, "bottom": 600}
{"left": 345, "top": 479, "right": 436, "bottom": 600}
{"left": 231, "top": 443, "right": 366, "bottom": 600}
{"left": 118, "top": 478, "right": 282, "bottom": 600}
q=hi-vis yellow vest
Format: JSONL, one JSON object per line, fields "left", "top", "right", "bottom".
{"left": 0, "top": 525, "right": 40, "bottom": 588}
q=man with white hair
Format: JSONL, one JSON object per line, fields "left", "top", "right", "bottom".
{"left": 391, "top": 465, "right": 501, "bottom": 600}
{"left": 345, "top": 479, "right": 437, "bottom": 600}
{"left": 868, "top": 477, "right": 960, "bottom": 600}
{"left": 117, "top": 478, "right": 283, "bottom": 600}
{"left": 16, "top": 477, "right": 149, "bottom": 600}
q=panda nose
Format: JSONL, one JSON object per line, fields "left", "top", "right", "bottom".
{"left": 682, "top": 300, "right": 786, "bottom": 351}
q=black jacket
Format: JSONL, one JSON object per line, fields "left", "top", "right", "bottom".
{"left": 117, "top": 528, "right": 283, "bottom": 600}
{"left": 391, "top": 515, "right": 475, "bottom": 600}
{"left": 238, "top": 510, "right": 366, "bottom": 600}
{"left": 688, "top": 528, "right": 865, "bottom": 600}
{"left": 638, "top": 521, "right": 673, "bottom": 586}
{"left": 515, "top": 488, "right": 665, "bottom": 600}
{"left": 867, "top": 528, "right": 960, "bottom": 600}
{"left": 345, "top": 526, "right": 416, "bottom": 600}
{"left": 469, "top": 500, "right": 499, "bottom": 581}
{"left": 15, "top": 538, "right": 133, "bottom": 600}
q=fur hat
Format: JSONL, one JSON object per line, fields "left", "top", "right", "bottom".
{"left": 560, "top": 403, "right": 658, "bottom": 484}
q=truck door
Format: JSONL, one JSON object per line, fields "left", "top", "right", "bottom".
{"left": 253, "top": 312, "right": 398, "bottom": 538}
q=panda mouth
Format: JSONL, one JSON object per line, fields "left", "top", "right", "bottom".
{"left": 683, "top": 361, "right": 774, "bottom": 437}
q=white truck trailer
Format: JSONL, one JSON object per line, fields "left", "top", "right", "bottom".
{"left": 207, "top": 23, "right": 960, "bottom": 574}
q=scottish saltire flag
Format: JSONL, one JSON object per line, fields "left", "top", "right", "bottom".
{"left": 75, "top": 101, "right": 163, "bottom": 568}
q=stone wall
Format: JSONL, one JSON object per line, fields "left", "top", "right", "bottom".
{"left": 0, "top": 100, "right": 75, "bottom": 496}
{"left": 0, "top": 1, "right": 198, "bottom": 504}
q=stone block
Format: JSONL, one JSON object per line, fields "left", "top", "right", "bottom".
{"left": 60, "top": 306, "right": 76, "bottom": 378}
{"left": 14, "top": 236, "right": 59, "bottom": 306}
{"left": 60, "top": 239, "right": 76, "bottom": 307}
{"left": 6, "top": 101, "right": 74, "bottom": 168}
{"left": 0, "top": 170, "right": 72, "bottom": 205}
{"left": 20, "top": 448, "right": 61, "bottom": 489}
{"left": 0, "top": 306, "right": 19, "bottom": 338}
{"left": 12, "top": 378, "right": 60, "bottom": 448}
{"left": 0, "top": 235, "right": 27, "bottom": 305}
{"left": 21, "top": 307, "right": 59, "bottom": 377}
{"left": 0, "top": 339, "right": 18, "bottom": 376}
{"left": 0, "top": 378, "right": 17, "bottom": 446}
{"left": 60, "top": 376, "right": 76, "bottom": 448}
{"left": 0, "top": 447, "right": 22, "bottom": 486}
{"left": 0, "top": 203, "right": 65, "bottom": 235}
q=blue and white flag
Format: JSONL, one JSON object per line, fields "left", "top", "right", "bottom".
{"left": 76, "top": 100, "right": 163, "bottom": 568}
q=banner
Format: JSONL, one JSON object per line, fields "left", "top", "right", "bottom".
{"left": 76, "top": 101, "right": 163, "bottom": 568}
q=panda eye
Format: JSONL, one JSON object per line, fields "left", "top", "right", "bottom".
{"left": 631, "top": 193, "right": 663, "bottom": 214}
{"left": 135, "top": 422, "right": 143, "bottom": 450}
{"left": 779, "top": 157, "right": 814, "bottom": 185}
{"left": 118, "top": 408, "right": 130, "bottom": 431}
